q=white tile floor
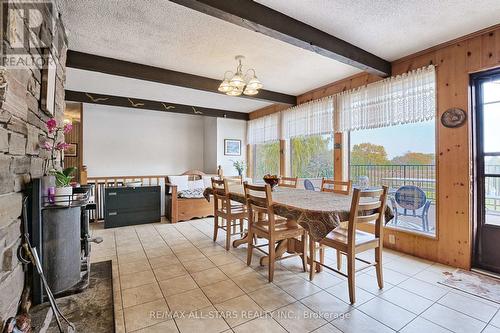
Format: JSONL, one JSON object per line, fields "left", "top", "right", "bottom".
{"left": 90, "top": 218, "right": 500, "bottom": 333}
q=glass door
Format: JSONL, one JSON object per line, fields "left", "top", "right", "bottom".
{"left": 473, "top": 69, "right": 500, "bottom": 273}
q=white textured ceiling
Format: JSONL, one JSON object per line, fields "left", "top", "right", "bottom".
{"left": 57, "top": 0, "right": 500, "bottom": 111}
{"left": 65, "top": 68, "right": 271, "bottom": 113}
{"left": 256, "top": 0, "right": 500, "bottom": 61}
{"left": 57, "top": 0, "right": 360, "bottom": 97}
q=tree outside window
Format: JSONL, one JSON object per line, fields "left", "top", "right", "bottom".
{"left": 290, "top": 134, "right": 333, "bottom": 178}
{"left": 253, "top": 141, "right": 280, "bottom": 181}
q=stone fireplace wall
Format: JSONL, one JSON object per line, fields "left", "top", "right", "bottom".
{"left": 0, "top": 1, "right": 67, "bottom": 328}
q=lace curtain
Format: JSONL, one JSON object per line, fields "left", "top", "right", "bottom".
{"left": 247, "top": 112, "right": 280, "bottom": 145}
{"left": 247, "top": 65, "right": 435, "bottom": 141}
{"left": 281, "top": 96, "right": 334, "bottom": 139}
{"left": 336, "top": 65, "right": 436, "bottom": 132}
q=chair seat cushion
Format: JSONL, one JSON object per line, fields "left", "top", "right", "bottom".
{"left": 323, "top": 228, "right": 376, "bottom": 246}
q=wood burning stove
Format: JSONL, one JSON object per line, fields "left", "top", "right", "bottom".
{"left": 25, "top": 178, "right": 97, "bottom": 304}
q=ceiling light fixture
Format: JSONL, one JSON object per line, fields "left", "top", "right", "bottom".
{"left": 218, "top": 55, "right": 263, "bottom": 96}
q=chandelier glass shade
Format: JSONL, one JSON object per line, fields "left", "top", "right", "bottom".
{"left": 218, "top": 56, "right": 263, "bottom": 96}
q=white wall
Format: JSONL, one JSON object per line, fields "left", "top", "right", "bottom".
{"left": 83, "top": 103, "right": 205, "bottom": 176}
{"left": 203, "top": 117, "right": 218, "bottom": 174}
{"left": 217, "top": 118, "right": 247, "bottom": 176}
{"left": 83, "top": 104, "right": 247, "bottom": 179}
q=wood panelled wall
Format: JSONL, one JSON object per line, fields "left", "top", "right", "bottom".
{"left": 249, "top": 24, "right": 500, "bottom": 269}
{"left": 63, "top": 103, "right": 83, "bottom": 182}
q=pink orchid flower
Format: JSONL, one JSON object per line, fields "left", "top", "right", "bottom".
{"left": 46, "top": 118, "right": 57, "bottom": 133}
{"left": 55, "top": 142, "right": 70, "bottom": 151}
{"left": 40, "top": 141, "right": 53, "bottom": 150}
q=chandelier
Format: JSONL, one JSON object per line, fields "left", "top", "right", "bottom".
{"left": 218, "top": 55, "right": 263, "bottom": 96}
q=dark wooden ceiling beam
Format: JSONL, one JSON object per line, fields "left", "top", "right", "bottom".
{"left": 66, "top": 51, "right": 296, "bottom": 105}
{"left": 65, "top": 90, "right": 249, "bottom": 120}
{"left": 169, "top": 0, "right": 391, "bottom": 77}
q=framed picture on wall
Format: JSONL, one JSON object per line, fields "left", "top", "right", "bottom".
{"left": 224, "top": 139, "right": 241, "bottom": 156}
{"left": 65, "top": 143, "right": 78, "bottom": 157}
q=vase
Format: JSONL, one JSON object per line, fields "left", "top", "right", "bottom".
{"left": 54, "top": 186, "right": 73, "bottom": 206}
{"left": 41, "top": 175, "right": 56, "bottom": 203}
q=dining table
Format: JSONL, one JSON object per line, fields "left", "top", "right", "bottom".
{"left": 203, "top": 185, "right": 393, "bottom": 267}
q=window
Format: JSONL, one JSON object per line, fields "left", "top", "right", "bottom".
{"left": 479, "top": 79, "right": 500, "bottom": 226}
{"left": 253, "top": 141, "right": 280, "bottom": 182}
{"left": 349, "top": 120, "right": 436, "bottom": 236}
{"left": 290, "top": 133, "right": 334, "bottom": 178}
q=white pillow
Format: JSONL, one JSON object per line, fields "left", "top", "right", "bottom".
{"left": 188, "top": 179, "right": 205, "bottom": 190}
{"left": 202, "top": 176, "right": 213, "bottom": 189}
{"left": 168, "top": 175, "right": 189, "bottom": 192}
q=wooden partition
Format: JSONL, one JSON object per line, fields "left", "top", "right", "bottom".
{"left": 87, "top": 175, "right": 168, "bottom": 220}
{"left": 64, "top": 102, "right": 83, "bottom": 181}
{"left": 248, "top": 24, "right": 500, "bottom": 269}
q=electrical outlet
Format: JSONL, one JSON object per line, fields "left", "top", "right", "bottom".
{"left": 388, "top": 234, "right": 396, "bottom": 244}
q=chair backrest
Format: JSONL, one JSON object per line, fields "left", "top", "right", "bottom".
{"left": 224, "top": 175, "right": 243, "bottom": 185}
{"left": 321, "top": 178, "right": 352, "bottom": 195}
{"left": 211, "top": 177, "right": 231, "bottom": 213}
{"left": 347, "top": 186, "right": 389, "bottom": 246}
{"left": 304, "top": 179, "right": 315, "bottom": 191}
{"left": 279, "top": 177, "right": 298, "bottom": 188}
{"left": 395, "top": 185, "right": 426, "bottom": 210}
{"left": 243, "top": 182, "right": 277, "bottom": 230}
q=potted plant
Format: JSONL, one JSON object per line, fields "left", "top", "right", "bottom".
{"left": 40, "top": 118, "right": 73, "bottom": 174}
{"left": 51, "top": 167, "right": 76, "bottom": 205}
{"left": 39, "top": 118, "right": 73, "bottom": 201}
{"left": 232, "top": 160, "right": 245, "bottom": 176}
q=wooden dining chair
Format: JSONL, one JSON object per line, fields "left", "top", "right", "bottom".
{"left": 320, "top": 178, "right": 353, "bottom": 265}
{"left": 244, "top": 182, "right": 307, "bottom": 282}
{"left": 321, "top": 178, "right": 352, "bottom": 195}
{"left": 309, "top": 186, "right": 388, "bottom": 304}
{"left": 212, "top": 178, "right": 247, "bottom": 250}
{"left": 279, "top": 176, "right": 298, "bottom": 188}
{"left": 224, "top": 175, "right": 243, "bottom": 185}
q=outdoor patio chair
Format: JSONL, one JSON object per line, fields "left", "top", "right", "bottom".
{"left": 390, "top": 185, "right": 432, "bottom": 231}
{"left": 304, "top": 179, "right": 315, "bottom": 191}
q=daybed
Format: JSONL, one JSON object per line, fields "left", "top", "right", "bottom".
{"left": 165, "top": 170, "right": 214, "bottom": 223}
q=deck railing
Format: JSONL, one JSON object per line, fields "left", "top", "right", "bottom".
{"left": 86, "top": 175, "right": 168, "bottom": 221}
{"left": 350, "top": 164, "right": 436, "bottom": 201}
{"left": 350, "top": 164, "right": 500, "bottom": 212}
{"left": 485, "top": 165, "right": 500, "bottom": 213}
